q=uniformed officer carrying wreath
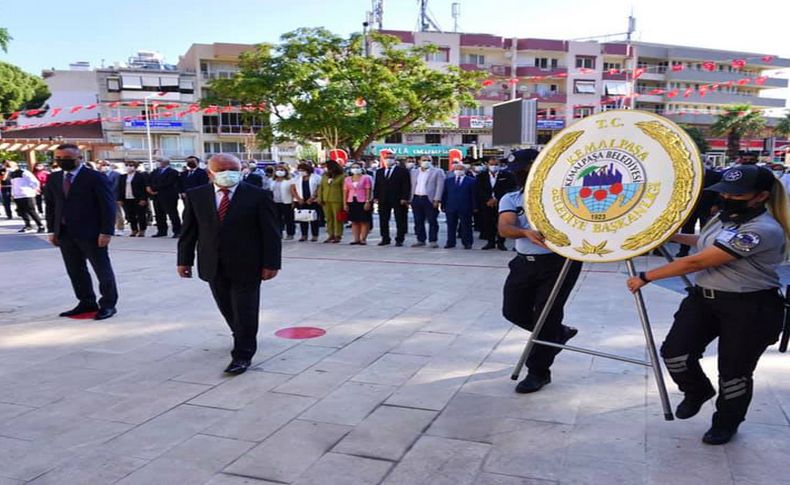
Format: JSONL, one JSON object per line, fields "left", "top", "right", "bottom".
{"left": 627, "top": 164, "right": 790, "bottom": 445}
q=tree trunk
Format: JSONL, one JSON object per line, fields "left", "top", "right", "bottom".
{"left": 727, "top": 131, "right": 740, "bottom": 161}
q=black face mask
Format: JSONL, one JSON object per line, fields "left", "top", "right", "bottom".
{"left": 719, "top": 197, "right": 751, "bottom": 215}
{"left": 186, "top": 161, "right": 197, "bottom": 169}
{"left": 59, "top": 158, "right": 78, "bottom": 171}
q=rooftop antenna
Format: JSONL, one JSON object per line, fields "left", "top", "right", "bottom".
{"left": 626, "top": 10, "right": 636, "bottom": 42}
{"left": 372, "top": 0, "right": 384, "bottom": 30}
{"left": 419, "top": 0, "right": 442, "bottom": 32}
{"left": 452, "top": 3, "right": 460, "bottom": 33}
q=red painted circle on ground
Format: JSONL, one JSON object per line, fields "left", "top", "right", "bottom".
{"left": 275, "top": 327, "right": 326, "bottom": 339}
{"left": 68, "top": 311, "right": 98, "bottom": 320}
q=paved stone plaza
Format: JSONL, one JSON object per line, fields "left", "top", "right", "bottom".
{"left": 0, "top": 218, "right": 788, "bottom": 485}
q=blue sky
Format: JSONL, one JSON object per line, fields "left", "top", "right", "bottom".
{"left": 2, "top": 0, "right": 790, "bottom": 75}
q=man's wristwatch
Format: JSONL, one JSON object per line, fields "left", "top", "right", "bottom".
{"left": 638, "top": 271, "right": 651, "bottom": 284}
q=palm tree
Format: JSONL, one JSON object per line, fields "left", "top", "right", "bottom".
{"left": 775, "top": 111, "right": 790, "bottom": 139}
{"left": 0, "top": 28, "right": 11, "bottom": 53}
{"left": 711, "top": 104, "right": 765, "bottom": 161}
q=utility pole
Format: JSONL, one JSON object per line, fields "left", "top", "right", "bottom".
{"left": 372, "top": 0, "right": 384, "bottom": 30}
{"left": 452, "top": 3, "right": 460, "bottom": 33}
{"left": 624, "top": 13, "right": 636, "bottom": 109}
{"left": 419, "top": 0, "right": 441, "bottom": 32}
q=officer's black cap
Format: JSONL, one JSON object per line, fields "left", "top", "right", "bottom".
{"left": 707, "top": 164, "right": 775, "bottom": 195}
{"left": 503, "top": 149, "right": 540, "bottom": 172}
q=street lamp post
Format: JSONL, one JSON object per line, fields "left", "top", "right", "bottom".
{"left": 143, "top": 94, "right": 155, "bottom": 172}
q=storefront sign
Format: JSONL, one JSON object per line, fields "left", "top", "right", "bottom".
{"left": 366, "top": 145, "right": 469, "bottom": 157}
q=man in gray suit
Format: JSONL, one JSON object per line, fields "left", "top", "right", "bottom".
{"left": 409, "top": 156, "right": 445, "bottom": 248}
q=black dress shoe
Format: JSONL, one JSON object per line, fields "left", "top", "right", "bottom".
{"left": 224, "top": 360, "right": 251, "bottom": 375}
{"left": 515, "top": 373, "right": 551, "bottom": 394}
{"left": 463, "top": 245, "right": 472, "bottom": 249}
{"left": 378, "top": 240, "right": 391, "bottom": 246}
{"left": 675, "top": 389, "right": 716, "bottom": 419}
{"left": 395, "top": 241, "right": 403, "bottom": 247}
{"left": 561, "top": 325, "right": 579, "bottom": 344}
{"left": 444, "top": 244, "right": 456, "bottom": 249}
{"left": 94, "top": 308, "right": 117, "bottom": 320}
{"left": 59, "top": 304, "right": 99, "bottom": 317}
{"left": 496, "top": 242, "right": 508, "bottom": 251}
{"left": 36, "top": 227, "right": 46, "bottom": 233}
{"left": 481, "top": 242, "right": 496, "bottom": 250}
{"left": 702, "top": 424, "right": 738, "bottom": 445}
{"left": 151, "top": 233, "right": 167, "bottom": 238}
{"left": 171, "top": 233, "right": 181, "bottom": 239}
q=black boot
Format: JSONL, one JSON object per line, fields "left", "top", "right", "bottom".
{"left": 515, "top": 373, "right": 551, "bottom": 394}
{"left": 675, "top": 389, "right": 716, "bottom": 419}
{"left": 702, "top": 423, "right": 739, "bottom": 445}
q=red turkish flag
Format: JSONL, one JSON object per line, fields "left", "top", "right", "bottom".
{"left": 328, "top": 149, "right": 348, "bottom": 164}
{"left": 50, "top": 107, "right": 63, "bottom": 117}
{"left": 683, "top": 87, "right": 694, "bottom": 98}
{"left": 671, "top": 64, "right": 685, "bottom": 72}
{"left": 448, "top": 149, "right": 463, "bottom": 164}
{"left": 762, "top": 55, "right": 774, "bottom": 63}
{"left": 699, "top": 86, "right": 708, "bottom": 97}
{"left": 710, "top": 83, "right": 720, "bottom": 91}
{"left": 481, "top": 79, "right": 494, "bottom": 87}
{"left": 737, "top": 78, "right": 750, "bottom": 86}
{"left": 666, "top": 89, "right": 679, "bottom": 98}
{"left": 108, "top": 101, "right": 121, "bottom": 108}
{"left": 702, "top": 62, "right": 716, "bottom": 72}
{"left": 127, "top": 101, "right": 142, "bottom": 107}
{"left": 755, "top": 76, "right": 768, "bottom": 85}
{"left": 508, "top": 78, "right": 519, "bottom": 85}
{"left": 632, "top": 68, "right": 645, "bottom": 79}
{"left": 731, "top": 59, "right": 746, "bottom": 69}
{"left": 69, "top": 105, "right": 83, "bottom": 113}
{"left": 649, "top": 89, "right": 665, "bottom": 95}
{"left": 608, "top": 68, "right": 620, "bottom": 75}
{"left": 85, "top": 104, "right": 98, "bottom": 110}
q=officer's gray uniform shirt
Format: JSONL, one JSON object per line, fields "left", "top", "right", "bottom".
{"left": 498, "top": 191, "right": 551, "bottom": 255}
{"left": 695, "top": 211, "right": 785, "bottom": 292}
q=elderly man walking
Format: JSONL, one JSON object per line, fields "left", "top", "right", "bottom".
{"left": 409, "top": 156, "right": 445, "bottom": 248}
{"left": 177, "top": 154, "right": 282, "bottom": 375}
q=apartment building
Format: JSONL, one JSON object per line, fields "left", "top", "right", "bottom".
{"left": 377, "top": 30, "right": 789, "bottom": 155}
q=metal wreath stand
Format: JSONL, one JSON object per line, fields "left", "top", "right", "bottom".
{"left": 511, "top": 245, "right": 691, "bottom": 421}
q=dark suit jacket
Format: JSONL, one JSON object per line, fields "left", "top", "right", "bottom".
{"left": 117, "top": 172, "right": 149, "bottom": 202}
{"left": 476, "top": 170, "right": 516, "bottom": 205}
{"left": 179, "top": 168, "right": 210, "bottom": 193}
{"left": 442, "top": 175, "right": 477, "bottom": 214}
{"left": 44, "top": 166, "right": 116, "bottom": 239}
{"left": 178, "top": 183, "right": 282, "bottom": 284}
{"left": 373, "top": 166, "right": 411, "bottom": 204}
{"left": 242, "top": 172, "right": 264, "bottom": 188}
{"left": 148, "top": 167, "right": 181, "bottom": 197}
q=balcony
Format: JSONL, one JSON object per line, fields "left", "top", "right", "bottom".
{"left": 460, "top": 34, "right": 503, "bottom": 49}
{"left": 667, "top": 69, "right": 787, "bottom": 88}
{"left": 507, "top": 38, "right": 568, "bottom": 52}
{"left": 521, "top": 92, "right": 567, "bottom": 104}
{"left": 515, "top": 66, "right": 567, "bottom": 78}
{"left": 203, "top": 125, "right": 264, "bottom": 135}
{"left": 475, "top": 91, "right": 509, "bottom": 102}
{"left": 460, "top": 64, "right": 511, "bottom": 77}
{"left": 667, "top": 90, "right": 786, "bottom": 108}
{"left": 200, "top": 71, "right": 239, "bottom": 80}
{"left": 603, "top": 71, "right": 628, "bottom": 81}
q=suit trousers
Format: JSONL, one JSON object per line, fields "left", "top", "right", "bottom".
{"left": 322, "top": 201, "right": 344, "bottom": 237}
{"left": 445, "top": 210, "right": 473, "bottom": 247}
{"left": 123, "top": 200, "right": 148, "bottom": 233}
{"left": 14, "top": 197, "right": 43, "bottom": 228}
{"left": 58, "top": 227, "right": 119, "bottom": 309}
{"left": 411, "top": 196, "right": 439, "bottom": 242}
{"left": 378, "top": 201, "right": 408, "bottom": 243}
{"left": 1, "top": 188, "right": 12, "bottom": 218}
{"left": 503, "top": 254, "right": 582, "bottom": 377}
{"left": 208, "top": 268, "right": 262, "bottom": 361}
{"left": 153, "top": 193, "right": 181, "bottom": 235}
{"left": 480, "top": 205, "right": 504, "bottom": 244}
{"left": 275, "top": 203, "right": 296, "bottom": 236}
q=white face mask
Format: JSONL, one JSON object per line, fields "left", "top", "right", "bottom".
{"left": 488, "top": 165, "right": 499, "bottom": 173}
{"left": 420, "top": 161, "right": 432, "bottom": 169}
{"left": 126, "top": 166, "right": 136, "bottom": 174}
{"left": 350, "top": 168, "right": 363, "bottom": 175}
{"left": 406, "top": 162, "right": 415, "bottom": 169}
{"left": 454, "top": 170, "right": 465, "bottom": 177}
{"left": 298, "top": 171, "right": 308, "bottom": 177}
{"left": 386, "top": 159, "right": 397, "bottom": 168}
{"left": 213, "top": 170, "right": 241, "bottom": 187}
{"left": 275, "top": 170, "right": 286, "bottom": 178}
{"left": 473, "top": 166, "right": 484, "bottom": 173}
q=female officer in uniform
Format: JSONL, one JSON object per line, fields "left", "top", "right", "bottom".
{"left": 499, "top": 149, "right": 583, "bottom": 394}
{"left": 627, "top": 164, "right": 790, "bottom": 445}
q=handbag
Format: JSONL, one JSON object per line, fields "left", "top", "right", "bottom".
{"left": 336, "top": 210, "right": 349, "bottom": 223}
{"left": 294, "top": 208, "right": 317, "bottom": 222}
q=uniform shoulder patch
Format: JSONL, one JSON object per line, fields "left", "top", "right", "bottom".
{"left": 731, "top": 231, "right": 761, "bottom": 252}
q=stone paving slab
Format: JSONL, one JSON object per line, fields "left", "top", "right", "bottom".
{"left": 1, "top": 221, "right": 789, "bottom": 484}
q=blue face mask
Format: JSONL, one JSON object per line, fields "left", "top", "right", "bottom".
{"left": 213, "top": 170, "right": 241, "bottom": 187}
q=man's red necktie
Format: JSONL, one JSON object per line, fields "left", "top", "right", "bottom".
{"left": 217, "top": 188, "right": 230, "bottom": 222}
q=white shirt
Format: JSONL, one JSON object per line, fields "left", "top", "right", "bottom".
{"left": 489, "top": 172, "right": 497, "bottom": 197}
{"left": 10, "top": 169, "right": 40, "bottom": 199}
{"left": 272, "top": 179, "right": 294, "bottom": 204}
{"left": 781, "top": 173, "right": 790, "bottom": 194}
{"left": 415, "top": 169, "right": 430, "bottom": 196}
{"left": 125, "top": 173, "right": 135, "bottom": 199}
{"left": 214, "top": 183, "right": 238, "bottom": 208}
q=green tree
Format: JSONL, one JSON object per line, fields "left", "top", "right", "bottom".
{"left": 774, "top": 111, "right": 790, "bottom": 139}
{"left": 296, "top": 144, "right": 320, "bottom": 161}
{"left": 0, "top": 27, "right": 11, "bottom": 53}
{"left": 0, "top": 61, "right": 50, "bottom": 119}
{"left": 206, "top": 28, "right": 483, "bottom": 158}
{"left": 681, "top": 125, "right": 709, "bottom": 154}
{"left": 711, "top": 104, "right": 765, "bottom": 161}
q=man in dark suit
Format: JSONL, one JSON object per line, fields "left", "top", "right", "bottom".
{"left": 476, "top": 156, "right": 516, "bottom": 250}
{"left": 179, "top": 155, "right": 210, "bottom": 196}
{"left": 177, "top": 153, "right": 282, "bottom": 375}
{"left": 44, "top": 144, "right": 119, "bottom": 320}
{"left": 373, "top": 154, "right": 411, "bottom": 246}
{"left": 442, "top": 163, "right": 477, "bottom": 249}
{"left": 147, "top": 157, "right": 182, "bottom": 238}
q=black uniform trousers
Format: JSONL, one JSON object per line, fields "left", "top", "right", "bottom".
{"left": 503, "top": 253, "right": 582, "bottom": 377}
{"left": 122, "top": 200, "right": 148, "bottom": 233}
{"left": 661, "top": 290, "right": 783, "bottom": 428}
{"left": 480, "top": 205, "right": 505, "bottom": 244}
{"left": 15, "top": 197, "right": 43, "bottom": 228}
{"left": 58, "top": 226, "right": 118, "bottom": 309}
{"left": 152, "top": 193, "right": 181, "bottom": 235}
{"left": 208, "top": 265, "right": 261, "bottom": 361}
{"left": 275, "top": 203, "right": 296, "bottom": 236}
{"left": 1, "top": 187, "right": 12, "bottom": 218}
{"left": 378, "top": 202, "right": 408, "bottom": 243}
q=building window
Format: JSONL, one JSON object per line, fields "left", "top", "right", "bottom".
{"left": 384, "top": 132, "right": 403, "bottom": 143}
{"left": 603, "top": 81, "right": 627, "bottom": 96}
{"left": 425, "top": 133, "right": 441, "bottom": 144}
{"left": 425, "top": 47, "right": 450, "bottom": 63}
{"left": 123, "top": 136, "right": 147, "bottom": 150}
{"left": 575, "top": 56, "right": 595, "bottom": 69}
{"left": 120, "top": 75, "right": 142, "bottom": 90}
{"left": 159, "top": 77, "right": 180, "bottom": 93}
{"left": 574, "top": 80, "right": 596, "bottom": 94}
{"left": 461, "top": 106, "right": 485, "bottom": 116}
{"left": 221, "top": 112, "right": 243, "bottom": 126}
{"left": 574, "top": 106, "right": 594, "bottom": 119}
{"left": 466, "top": 54, "right": 485, "bottom": 65}
{"left": 179, "top": 79, "right": 195, "bottom": 94}
{"left": 107, "top": 78, "right": 121, "bottom": 92}
{"left": 203, "top": 115, "right": 219, "bottom": 134}
{"left": 462, "top": 134, "right": 478, "bottom": 144}
{"left": 160, "top": 136, "right": 180, "bottom": 156}
{"left": 141, "top": 75, "right": 160, "bottom": 89}
{"left": 551, "top": 58, "right": 558, "bottom": 68}
{"left": 603, "top": 62, "right": 621, "bottom": 71}
{"left": 535, "top": 57, "right": 548, "bottom": 69}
